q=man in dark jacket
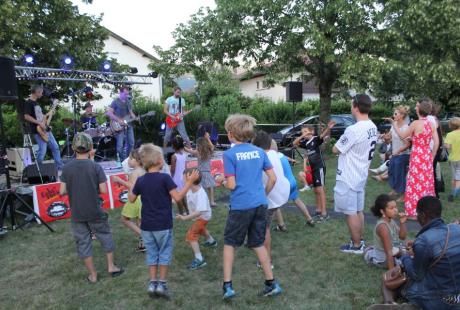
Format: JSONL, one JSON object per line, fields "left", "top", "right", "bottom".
{"left": 401, "top": 196, "right": 460, "bottom": 309}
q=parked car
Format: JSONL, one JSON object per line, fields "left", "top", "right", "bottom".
{"left": 440, "top": 112, "right": 460, "bottom": 134}
{"left": 273, "top": 114, "right": 356, "bottom": 147}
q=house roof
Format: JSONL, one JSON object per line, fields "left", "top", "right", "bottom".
{"left": 105, "top": 28, "right": 158, "bottom": 61}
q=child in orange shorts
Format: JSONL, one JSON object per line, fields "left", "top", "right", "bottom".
{"left": 176, "top": 168, "right": 217, "bottom": 270}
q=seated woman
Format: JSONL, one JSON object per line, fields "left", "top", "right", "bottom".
{"left": 387, "top": 196, "right": 460, "bottom": 309}
{"left": 364, "top": 194, "right": 407, "bottom": 270}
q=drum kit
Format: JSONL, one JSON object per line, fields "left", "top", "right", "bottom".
{"left": 61, "top": 114, "right": 116, "bottom": 161}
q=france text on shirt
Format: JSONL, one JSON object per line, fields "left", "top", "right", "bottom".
{"left": 235, "top": 151, "right": 261, "bottom": 161}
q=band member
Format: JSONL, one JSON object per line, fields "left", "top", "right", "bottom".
{"left": 163, "top": 86, "right": 191, "bottom": 148}
{"left": 80, "top": 102, "right": 98, "bottom": 130}
{"left": 23, "top": 85, "right": 63, "bottom": 169}
{"left": 106, "top": 86, "right": 137, "bottom": 161}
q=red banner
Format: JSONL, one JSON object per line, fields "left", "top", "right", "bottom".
{"left": 108, "top": 173, "right": 129, "bottom": 209}
{"left": 34, "top": 183, "right": 71, "bottom": 223}
{"left": 33, "top": 182, "right": 111, "bottom": 223}
{"left": 186, "top": 159, "right": 224, "bottom": 186}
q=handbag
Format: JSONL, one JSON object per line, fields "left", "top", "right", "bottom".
{"left": 383, "top": 224, "right": 451, "bottom": 290}
{"left": 439, "top": 145, "right": 449, "bottom": 162}
{"left": 383, "top": 265, "right": 407, "bottom": 290}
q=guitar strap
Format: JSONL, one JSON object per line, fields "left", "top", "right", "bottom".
{"left": 179, "top": 97, "right": 182, "bottom": 114}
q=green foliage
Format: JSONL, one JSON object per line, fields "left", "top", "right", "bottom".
{"left": 197, "top": 67, "right": 241, "bottom": 106}
{"left": 151, "top": 0, "right": 382, "bottom": 123}
{"left": 0, "top": 0, "right": 130, "bottom": 101}
{"left": 369, "top": 0, "right": 460, "bottom": 108}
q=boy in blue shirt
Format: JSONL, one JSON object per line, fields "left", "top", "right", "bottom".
{"left": 217, "top": 114, "right": 282, "bottom": 299}
{"left": 129, "top": 143, "right": 198, "bottom": 299}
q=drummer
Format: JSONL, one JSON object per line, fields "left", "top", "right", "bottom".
{"left": 80, "top": 102, "right": 98, "bottom": 130}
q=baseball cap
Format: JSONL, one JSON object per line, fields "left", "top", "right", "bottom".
{"left": 72, "top": 132, "right": 93, "bottom": 153}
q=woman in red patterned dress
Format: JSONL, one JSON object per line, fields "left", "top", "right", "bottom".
{"left": 388, "top": 99, "right": 439, "bottom": 219}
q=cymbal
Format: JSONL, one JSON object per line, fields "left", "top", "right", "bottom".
{"left": 62, "top": 118, "right": 81, "bottom": 126}
{"left": 83, "top": 112, "right": 99, "bottom": 117}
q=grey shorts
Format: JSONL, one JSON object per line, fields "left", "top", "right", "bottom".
{"left": 71, "top": 215, "right": 115, "bottom": 259}
{"left": 451, "top": 161, "right": 460, "bottom": 181}
{"left": 334, "top": 180, "right": 365, "bottom": 215}
{"left": 224, "top": 205, "right": 267, "bottom": 248}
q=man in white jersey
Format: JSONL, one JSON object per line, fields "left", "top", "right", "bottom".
{"left": 332, "top": 94, "right": 378, "bottom": 254}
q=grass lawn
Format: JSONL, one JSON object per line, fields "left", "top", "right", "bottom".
{"left": 1, "top": 154, "right": 459, "bottom": 310}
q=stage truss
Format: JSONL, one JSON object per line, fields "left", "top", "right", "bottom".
{"left": 15, "top": 66, "right": 154, "bottom": 85}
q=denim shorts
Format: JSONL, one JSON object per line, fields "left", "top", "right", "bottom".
{"left": 141, "top": 229, "right": 174, "bottom": 266}
{"left": 224, "top": 205, "right": 267, "bottom": 248}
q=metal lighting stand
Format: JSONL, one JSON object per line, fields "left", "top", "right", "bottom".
{"left": 0, "top": 101, "right": 53, "bottom": 232}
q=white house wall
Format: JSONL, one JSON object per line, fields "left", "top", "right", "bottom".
{"left": 239, "top": 73, "right": 319, "bottom": 102}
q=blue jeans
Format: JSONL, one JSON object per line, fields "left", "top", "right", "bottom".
{"left": 34, "top": 132, "right": 63, "bottom": 169}
{"left": 141, "top": 229, "right": 174, "bottom": 266}
{"left": 163, "top": 121, "right": 190, "bottom": 146}
{"left": 115, "top": 126, "right": 134, "bottom": 161}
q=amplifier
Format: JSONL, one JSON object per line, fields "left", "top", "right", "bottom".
{"left": 7, "top": 148, "right": 33, "bottom": 178}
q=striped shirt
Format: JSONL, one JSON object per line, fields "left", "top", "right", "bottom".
{"left": 335, "top": 120, "right": 378, "bottom": 191}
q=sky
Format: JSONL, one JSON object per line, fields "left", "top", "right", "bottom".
{"left": 71, "top": 0, "right": 216, "bottom": 54}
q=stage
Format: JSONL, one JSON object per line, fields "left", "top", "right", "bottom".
{"left": 11, "top": 153, "right": 225, "bottom": 224}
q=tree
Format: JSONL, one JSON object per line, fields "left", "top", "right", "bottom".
{"left": 370, "top": 0, "right": 460, "bottom": 109}
{"left": 0, "top": 0, "right": 133, "bottom": 101}
{"left": 0, "top": 0, "right": 108, "bottom": 70}
{"left": 152, "top": 0, "right": 382, "bottom": 123}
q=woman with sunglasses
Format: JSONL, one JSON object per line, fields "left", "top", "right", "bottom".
{"left": 384, "top": 106, "right": 412, "bottom": 201}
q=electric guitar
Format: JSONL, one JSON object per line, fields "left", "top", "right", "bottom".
{"left": 37, "top": 99, "right": 59, "bottom": 143}
{"left": 166, "top": 105, "right": 201, "bottom": 129}
{"left": 110, "top": 111, "right": 156, "bottom": 133}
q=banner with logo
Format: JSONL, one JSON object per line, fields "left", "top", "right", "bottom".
{"left": 185, "top": 158, "right": 224, "bottom": 186}
{"left": 108, "top": 173, "right": 129, "bottom": 209}
{"left": 33, "top": 182, "right": 71, "bottom": 223}
{"left": 33, "top": 182, "right": 112, "bottom": 223}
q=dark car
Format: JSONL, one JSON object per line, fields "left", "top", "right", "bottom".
{"left": 440, "top": 112, "right": 460, "bottom": 134}
{"left": 273, "top": 114, "right": 356, "bottom": 147}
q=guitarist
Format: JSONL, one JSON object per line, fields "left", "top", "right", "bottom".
{"left": 163, "top": 86, "right": 191, "bottom": 148}
{"left": 23, "top": 85, "right": 63, "bottom": 169}
{"left": 106, "top": 86, "right": 137, "bottom": 161}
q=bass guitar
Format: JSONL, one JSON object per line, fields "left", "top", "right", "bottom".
{"left": 110, "top": 111, "right": 156, "bottom": 133}
{"left": 166, "top": 105, "right": 201, "bottom": 129}
{"left": 37, "top": 99, "right": 59, "bottom": 143}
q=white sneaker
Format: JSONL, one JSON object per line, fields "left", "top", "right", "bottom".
{"left": 299, "top": 185, "right": 311, "bottom": 192}
{"left": 0, "top": 228, "right": 7, "bottom": 236}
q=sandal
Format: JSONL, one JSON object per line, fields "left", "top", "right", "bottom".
{"left": 109, "top": 266, "right": 124, "bottom": 278}
{"left": 87, "top": 275, "right": 97, "bottom": 283}
{"left": 274, "top": 224, "right": 288, "bottom": 232}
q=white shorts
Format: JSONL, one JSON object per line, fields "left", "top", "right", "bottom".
{"left": 334, "top": 180, "right": 364, "bottom": 215}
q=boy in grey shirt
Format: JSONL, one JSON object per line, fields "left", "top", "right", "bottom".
{"left": 60, "top": 133, "right": 123, "bottom": 283}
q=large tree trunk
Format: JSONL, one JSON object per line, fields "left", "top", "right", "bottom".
{"left": 318, "top": 76, "right": 334, "bottom": 125}
{"left": 317, "top": 61, "right": 336, "bottom": 124}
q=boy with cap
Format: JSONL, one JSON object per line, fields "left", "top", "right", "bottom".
{"left": 60, "top": 133, "right": 123, "bottom": 283}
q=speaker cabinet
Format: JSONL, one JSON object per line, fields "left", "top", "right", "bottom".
{"left": 23, "top": 162, "right": 58, "bottom": 184}
{"left": 0, "top": 56, "right": 18, "bottom": 100}
{"left": 286, "top": 81, "right": 303, "bottom": 102}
